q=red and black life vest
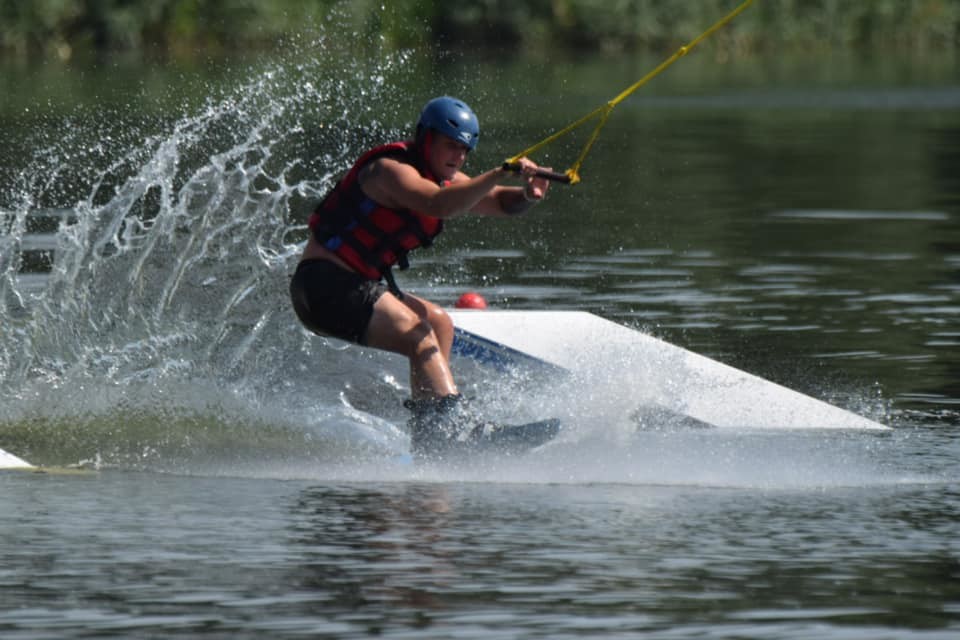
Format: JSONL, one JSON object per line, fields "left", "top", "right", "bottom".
{"left": 308, "top": 141, "right": 445, "bottom": 285}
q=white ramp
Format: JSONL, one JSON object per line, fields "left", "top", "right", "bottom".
{"left": 450, "top": 310, "right": 887, "bottom": 431}
{"left": 1, "top": 447, "right": 33, "bottom": 470}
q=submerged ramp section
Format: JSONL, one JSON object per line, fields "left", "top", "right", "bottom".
{"left": 450, "top": 310, "right": 888, "bottom": 431}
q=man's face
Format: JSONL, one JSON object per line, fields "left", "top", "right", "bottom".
{"left": 429, "top": 134, "right": 469, "bottom": 181}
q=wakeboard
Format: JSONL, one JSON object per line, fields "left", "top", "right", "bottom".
{"left": 412, "top": 417, "right": 561, "bottom": 460}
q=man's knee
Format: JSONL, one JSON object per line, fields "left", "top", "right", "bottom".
{"left": 424, "top": 305, "right": 453, "bottom": 336}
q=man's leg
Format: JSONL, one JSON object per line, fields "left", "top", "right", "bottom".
{"left": 363, "top": 292, "right": 457, "bottom": 400}
{"left": 397, "top": 293, "right": 455, "bottom": 392}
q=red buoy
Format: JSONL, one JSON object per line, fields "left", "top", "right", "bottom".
{"left": 455, "top": 292, "right": 488, "bottom": 309}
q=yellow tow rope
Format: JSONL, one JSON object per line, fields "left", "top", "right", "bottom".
{"left": 505, "top": 0, "right": 755, "bottom": 185}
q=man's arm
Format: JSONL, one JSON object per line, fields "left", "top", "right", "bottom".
{"left": 469, "top": 158, "right": 551, "bottom": 217}
{"left": 470, "top": 183, "right": 544, "bottom": 217}
{"left": 360, "top": 158, "right": 507, "bottom": 219}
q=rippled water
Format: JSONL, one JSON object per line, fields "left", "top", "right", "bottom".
{"left": 1, "top": 33, "right": 959, "bottom": 639}
{"left": 3, "top": 456, "right": 959, "bottom": 639}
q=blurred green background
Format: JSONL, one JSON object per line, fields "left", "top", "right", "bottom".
{"left": 2, "top": 0, "right": 958, "bottom": 63}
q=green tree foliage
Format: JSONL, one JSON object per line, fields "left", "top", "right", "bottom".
{"left": 1, "top": 0, "right": 958, "bottom": 61}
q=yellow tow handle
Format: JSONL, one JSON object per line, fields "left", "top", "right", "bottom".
{"left": 504, "top": 0, "right": 755, "bottom": 185}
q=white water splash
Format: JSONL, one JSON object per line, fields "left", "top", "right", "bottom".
{"left": 0, "top": 38, "right": 425, "bottom": 467}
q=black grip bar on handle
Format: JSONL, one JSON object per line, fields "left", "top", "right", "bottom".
{"left": 501, "top": 162, "right": 573, "bottom": 184}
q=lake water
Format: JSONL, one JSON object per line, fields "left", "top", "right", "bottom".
{"left": 1, "top": 33, "right": 959, "bottom": 639}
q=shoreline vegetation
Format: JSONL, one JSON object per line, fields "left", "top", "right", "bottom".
{"left": 1, "top": 0, "right": 958, "bottom": 64}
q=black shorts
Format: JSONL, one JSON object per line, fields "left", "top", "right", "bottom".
{"left": 289, "top": 259, "right": 388, "bottom": 345}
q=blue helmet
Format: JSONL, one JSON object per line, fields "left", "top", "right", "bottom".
{"left": 416, "top": 96, "right": 479, "bottom": 150}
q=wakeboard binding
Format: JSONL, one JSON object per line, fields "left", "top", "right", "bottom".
{"left": 405, "top": 393, "right": 560, "bottom": 459}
